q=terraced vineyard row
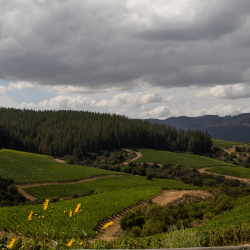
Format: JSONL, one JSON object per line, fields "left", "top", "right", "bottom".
{"left": 134, "top": 149, "right": 235, "bottom": 168}
{"left": 0, "top": 187, "right": 168, "bottom": 239}
{"left": 212, "top": 139, "right": 250, "bottom": 149}
{"left": 24, "top": 175, "right": 193, "bottom": 200}
{"left": 207, "top": 166, "right": 250, "bottom": 179}
{"left": 0, "top": 149, "right": 124, "bottom": 183}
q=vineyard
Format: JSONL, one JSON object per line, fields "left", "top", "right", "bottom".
{"left": 1, "top": 139, "right": 250, "bottom": 249}
{"left": 23, "top": 175, "right": 192, "bottom": 200}
{"left": 0, "top": 187, "right": 169, "bottom": 239}
{"left": 133, "top": 149, "right": 235, "bottom": 168}
{"left": 212, "top": 139, "right": 250, "bottom": 149}
{"left": 207, "top": 166, "right": 250, "bottom": 179}
{"left": 0, "top": 149, "right": 124, "bottom": 183}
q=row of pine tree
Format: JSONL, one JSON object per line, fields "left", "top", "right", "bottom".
{"left": 0, "top": 108, "right": 212, "bottom": 159}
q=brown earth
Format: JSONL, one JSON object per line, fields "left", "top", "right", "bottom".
{"left": 16, "top": 175, "right": 124, "bottom": 201}
{"left": 53, "top": 158, "right": 66, "bottom": 163}
{"left": 222, "top": 145, "right": 237, "bottom": 154}
{"left": 95, "top": 190, "right": 212, "bottom": 241}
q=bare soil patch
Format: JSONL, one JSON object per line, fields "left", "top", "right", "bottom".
{"left": 53, "top": 158, "right": 66, "bottom": 163}
{"left": 95, "top": 190, "right": 211, "bottom": 241}
{"left": 198, "top": 167, "right": 250, "bottom": 183}
{"left": 16, "top": 175, "right": 124, "bottom": 201}
{"left": 221, "top": 145, "right": 236, "bottom": 154}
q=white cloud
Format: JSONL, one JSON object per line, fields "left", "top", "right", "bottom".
{"left": 108, "top": 109, "right": 128, "bottom": 115}
{"left": 140, "top": 105, "right": 150, "bottom": 111}
{"left": 162, "top": 96, "right": 174, "bottom": 102}
{"left": 20, "top": 95, "right": 96, "bottom": 110}
{"left": 95, "top": 92, "right": 173, "bottom": 108}
{"left": 195, "top": 83, "right": 250, "bottom": 99}
{"left": 140, "top": 105, "right": 170, "bottom": 119}
{"left": 0, "top": 85, "right": 6, "bottom": 95}
{"left": 185, "top": 104, "right": 242, "bottom": 117}
{"left": 50, "top": 85, "right": 124, "bottom": 94}
{"left": 8, "top": 81, "right": 35, "bottom": 91}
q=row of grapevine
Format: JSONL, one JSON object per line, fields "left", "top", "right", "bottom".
{"left": 24, "top": 175, "right": 193, "bottom": 200}
{"left": 0, "top": 149, "right": 123, "bottom": 183}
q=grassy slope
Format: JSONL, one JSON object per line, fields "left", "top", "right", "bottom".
{"left": 133, "top": 149, "right": 235, "bottom": 169}
{"left": 212, "top": 139, "right": 250, "bottom": 149}
{"left": 0, "top": 149, "right": 124, "bottom": 183}
{"left": 0, "top": 176, "right": 192, "bottom": 238}
{"left": 198, "top": 198, "right": 250, "bottom": 231}
{"left": 207, "top": 166, "right": 250, "bottom": 179}
{"left": 24, "top": 175, "right": 193, "bottom": 199}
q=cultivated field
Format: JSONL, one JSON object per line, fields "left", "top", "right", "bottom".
{"left": 212, "top": 139, "right": 250, "bottom": 149}
{"left": 24, "top": 175, "right": 192, "bottom": 200}
{"left": 0, "top": 185, "right": 192, "bottom": 238}
{"left": 133, "top": 149, "right": 235, "bottom": 168}
{"left": 207, "top": 165, "right": 250, "bottom": 179}
{"left": 0, "top": 149, "right": 124, "bottom": 183}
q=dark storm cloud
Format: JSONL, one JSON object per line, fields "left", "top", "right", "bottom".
{"left": 0, "top": 0, "right": 250, "bottom": 92}
{"left": 137, "top": 0, "right": 250, "bottom": 41}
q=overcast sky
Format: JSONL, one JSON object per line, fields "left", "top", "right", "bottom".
{"left": 0, "top": 0, "right": 250, "bottom": 119}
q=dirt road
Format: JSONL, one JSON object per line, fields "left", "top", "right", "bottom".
{"left": 123, "top": 150, "right": 142, "bottom": 165}
{"left": 198, "top": 167, "right": 250, "bottom": 183}
{"left": 16, "top": 175, "right": 124, "bottom": 201}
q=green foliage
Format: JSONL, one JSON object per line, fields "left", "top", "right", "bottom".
{"left": 0, "top": 149, "right": 124, "bottom": 183}
{"left": 146, "top": 172, "right": 153, "bottom": 180}
{"left": 0, "top": 188, "right": 163, "bottom": 239}
{"left": 122, "top": 166, "right": 132, "bottom": 173}
{"left": 0, "top": 108, "right": 212, "bottom": 158}
{"left": 212, "top": 139, "right": 250, "bottom": 149}
{"left": 208, "top": 165, "right": 250, "bottom": 179}
{"left": 134, "top": 149, "right": 235, "bottom": 169}
{"left": 24, "top": 176, "right": 192, "bottom": 200}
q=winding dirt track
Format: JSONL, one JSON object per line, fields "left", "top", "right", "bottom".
{"left": 16, "top": 175, "right": 124, "bottom": 201}
{"left": 198, "top": 167, "right": 250, "bottom": 183}
{"left": 123, "top": 150, "right": 142, "bottom": 165}
{"left": 16, "top": 149, "right": 143, "bottom": 201}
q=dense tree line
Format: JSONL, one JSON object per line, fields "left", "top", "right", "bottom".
{"left": 0, "top": 108, "right": 212, "bottom": 159}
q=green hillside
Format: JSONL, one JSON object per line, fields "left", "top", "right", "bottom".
{"left": 134, "top": 148, "right": 235, "bottom": 169}
{"left": 24, "top": 175, "right": 192, "bottom": 200}
{"left": 0, "top": 149, "right": 124, "bottom": 183}
{"left": 207, "top": 165, "right": 250, "bottom": 179}
{"left": 212, "top": 139, "right": 250, "bottom": 149}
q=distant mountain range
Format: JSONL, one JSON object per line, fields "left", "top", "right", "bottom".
{"left": 146, "top": 113, "right": 250, "bottom": 143}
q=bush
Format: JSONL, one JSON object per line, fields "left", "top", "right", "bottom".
{"left": 138, "top": 168, "right": 146, "bottom": 176}
{"left": 130, "top": 226, "right": 142, "bottom": 237}
{"left": 122, "top": 166, "right": 132, "bottom": 174}
{"left": 7, "top": 184, "right": 17, "bottom": 195}
{"left": 49, "top": 197, "right": 59, "bottom": 203}
{"left": 146, "top": 172, "right": 153, "bottom": 180}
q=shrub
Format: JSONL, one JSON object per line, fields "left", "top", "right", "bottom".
{"left": 7, "top": 184, "right": 17, "bottom": 195}
{"left": 146, "top": 172, "right": 153, "bottom": 180}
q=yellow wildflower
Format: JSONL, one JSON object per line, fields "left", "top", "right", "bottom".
{"left": 69, "top": 210, "right": 72, "bottom": 217}
{"left": 28, "top": 211, "right": 33, "bottom": 221}
{"left": 102, "top": 221, "right": 114, "bottom": 230}
{"left": 43, "top": 198, "right": 49, "bottom": 210}
{"left": 67, "top": 238, "right": 75, "bottom": 247}
{"left": 8, "top": 238, "right": 15, "bottom": 249}
{"left": 74, "top": 203, "right": 81, "bottom": 214}
{"left": 79, "top": 242, "right": 83, "bottom": 245}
